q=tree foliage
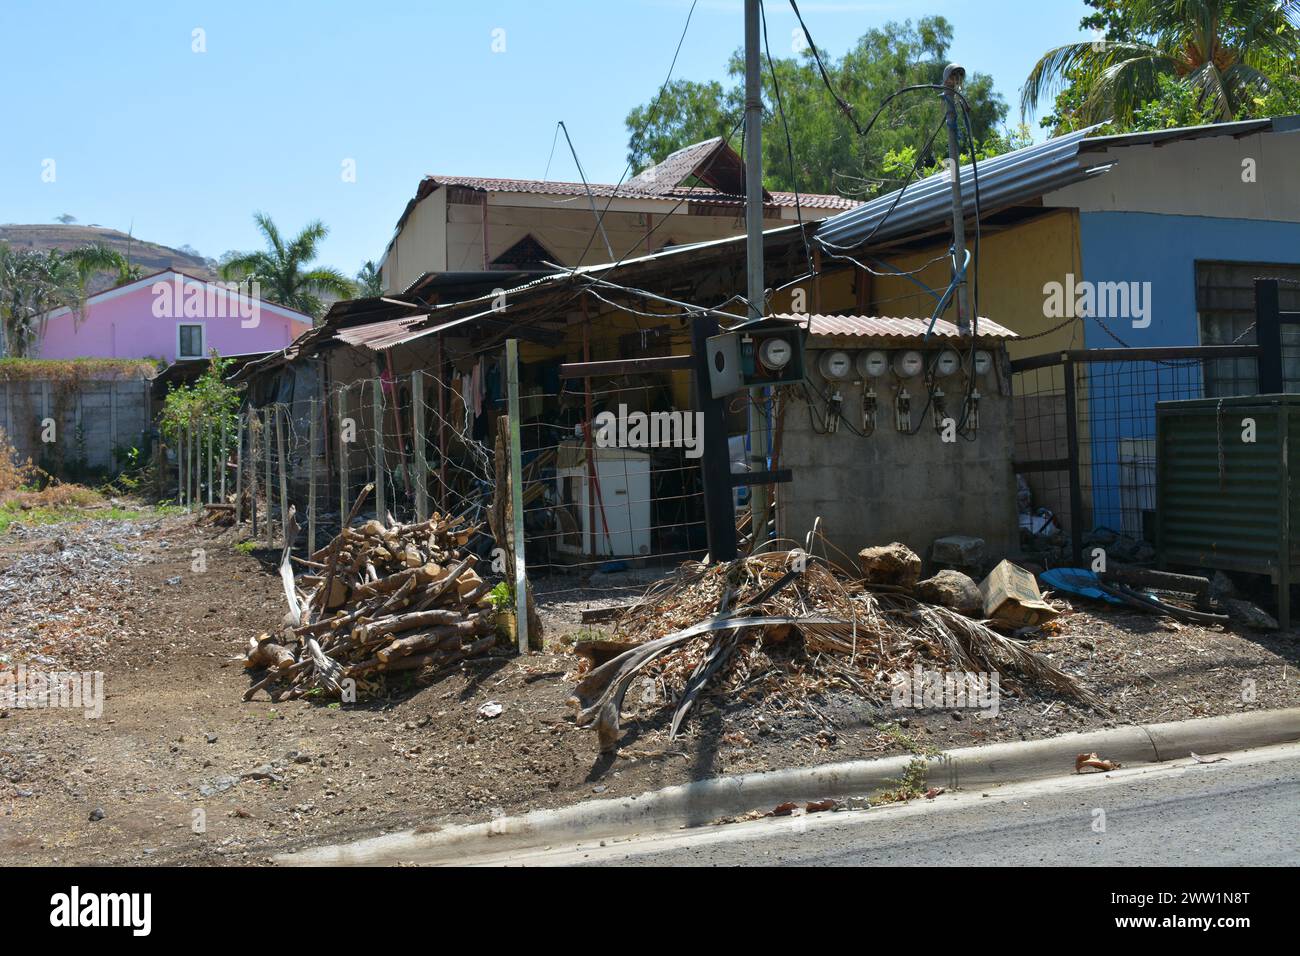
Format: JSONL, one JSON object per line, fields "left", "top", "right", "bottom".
{"left": 625, "top": 17, "right": 1009, "bottom": 199}
{"left": 1025, "top": 0, "right": 1300, "bottom": 133}
{"left": 0, "top": 244, "right": 86, "bottom": 358}
{"left": 219, "top": 213, "right": 354, "bottom": 323}
{"left": 158, "top": 353, "right": 240, "bottom": 445}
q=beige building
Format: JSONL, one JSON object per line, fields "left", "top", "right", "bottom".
{"left": 378, "top": 137, "right": 858, "bottom": 294}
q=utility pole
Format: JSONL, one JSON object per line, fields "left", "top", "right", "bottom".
{"left": 941, "top": 63, "right": 970, "bottom": 335}
{"left": 743, "top": 0, "right": 768, "bottom": 544}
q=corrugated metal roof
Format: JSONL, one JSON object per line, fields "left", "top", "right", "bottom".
{"left": 815, "top": 126, "right": 1112, "bottom": 252}
{"left": 1078, "top": 115, "right": 1299, "bottom": 151}
{"left": 814, "top": 116, "right": 1300, "bottom": 253}
{"left": 780, "top": 313, "right": 1017, "bottom": 340}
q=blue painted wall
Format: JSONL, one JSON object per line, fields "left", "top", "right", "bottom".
{"left": 1078, "top": 211, "right": 1300, "bottom": 535}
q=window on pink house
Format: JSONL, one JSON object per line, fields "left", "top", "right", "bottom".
{"left": 178, "top": 324, "right": 205, "bottom": 359}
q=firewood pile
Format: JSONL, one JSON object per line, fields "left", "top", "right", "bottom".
{"left": 243, "top": 485, "right": 497, "bottom": 702}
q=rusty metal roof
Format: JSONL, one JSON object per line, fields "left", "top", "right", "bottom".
{"left": 779, "top": 314, "right": 1018, "bottom": 340}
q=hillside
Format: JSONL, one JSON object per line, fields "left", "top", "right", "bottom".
{"left": 0, "top": 223, "right": 217, "bottom": 293}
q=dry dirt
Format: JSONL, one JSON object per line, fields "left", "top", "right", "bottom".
{"left": 2, "top": 509, "right": 1298, "bottom": 866}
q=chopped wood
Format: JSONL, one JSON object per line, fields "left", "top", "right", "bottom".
{"left": 241, "top": 508, "right": 499, "bottom": 701}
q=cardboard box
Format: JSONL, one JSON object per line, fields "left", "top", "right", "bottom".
{"left": 978, "top": 560, "right": 1059, "bottom": 627}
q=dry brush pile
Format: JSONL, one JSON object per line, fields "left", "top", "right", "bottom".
{"left": 570, "top": 550, "right": 1101, "bottom": 752}
{"left": 242, "top": 486, "right": 497, "bottom": 702}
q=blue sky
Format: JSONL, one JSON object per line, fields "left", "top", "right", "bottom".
{"left": 0, "top": 0, "right": 1089, "bottom": 277}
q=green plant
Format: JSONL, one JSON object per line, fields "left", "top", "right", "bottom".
{"left": 488, "top": 580, "right": 514, "bottom": 610}
{"left": 871, "top": 756, "right": 932, "bottom": 806}
{"left": 234, "top": 540, "right": 257, "bottom": 555}
{"left": 159, "top": 353, "right": 241, "bottom": 455}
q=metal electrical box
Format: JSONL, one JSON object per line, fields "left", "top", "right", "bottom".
{"left": 1156, "top": 393, "right": 1299, "bottom": 627}
{"left": 707, "top": 318, "right": 805, "bottom": 398}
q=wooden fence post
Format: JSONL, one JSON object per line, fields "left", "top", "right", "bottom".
{"left": 307, "top": 397, "right": 317, "bottom": 556}
{"left": 412, "top": 370, "right": 428, "bottom": 522}
{"left": 264, "top": 408, "right": 273, "bottom": 547}
{"left": 372, "top": 378, "right": 385, "bottom": 520}
{"left": 181, "top": 422, "right": 188, "bottom": 509}
{"left": 275, "top": 405, "right": 289, "bottom": 549}
{"left": 338, "top": 387, "right": 348, "bottom": 532}
{"left": 234, "top": 411, "right": 244, "bottom": 525}
{"left": 506, "top": 339, "right": 528, "bottom": 653}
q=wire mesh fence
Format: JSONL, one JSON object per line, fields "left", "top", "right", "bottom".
{"left": 1012, "top": 346, "right": 1261, "bottom": 564}
{"left": 173, "top": 349, "right": 709, "bottom": 608}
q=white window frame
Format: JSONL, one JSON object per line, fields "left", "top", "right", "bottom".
{"left": 176, "top": 322, "right": 206, "bottom": 359}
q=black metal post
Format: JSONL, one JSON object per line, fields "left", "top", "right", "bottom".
{"left": 1063, "top": 356, "right": 1084, "bottom": 564}
{"left": 691, "top": 316, "right": 737, "bottom": 562}
{"left": 1256, "top": 278, "right": 1283, "bottom": 394}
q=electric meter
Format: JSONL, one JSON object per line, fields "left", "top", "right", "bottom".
{"left": 892, "top": 350, "right": 924, "bottom": 378}
{"left": 856, "top": 350, "right": 889, "bottom": 379}
{"left": 817, "top": 350, "right": 853, "bottom": 381}
{"left": 973, "top": 350, "right": 993, "bottom": 376}
{"left": 759, "top": 336, "right": 793, "bottom": 371}
{"left": 934, "top": 349, "right": 962, "bottom": 378}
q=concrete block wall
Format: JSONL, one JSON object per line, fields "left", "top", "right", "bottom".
{"left": 778, "top": 343, "right": 1019, "bottom": 569}
{"left": 1, "top": 377, "right": 153, "bottom": 474}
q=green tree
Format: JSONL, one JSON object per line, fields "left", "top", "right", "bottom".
{"left": 69, "top": 241, "right": 144, "bottom": 289}
{"left": 625, "top": 17, "right": 1009, "bottom": 199}
{"left": 1022, "top": 0, "right": 1300, "bottom": 129}
{"left": 0, "top": 244, "right": 86, "bottom": 357}
{"left": 355, "top": 260, "right": 384, "bottom": 297}
{"left": 218, "top": 213, "right": 354, "bottom": 323}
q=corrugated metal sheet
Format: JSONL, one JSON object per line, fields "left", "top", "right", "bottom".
{"left": 779, "top": 313, "right": 1017, "bottom": 340}
{"left": 815, "top": 126, "right": 1112, "bottom": 252}
{"left": 1079, "top": 116, "right": 1297, "bottom": 151}
{"left": 1157, "top": 395, "right": 1297, "bottom": 578}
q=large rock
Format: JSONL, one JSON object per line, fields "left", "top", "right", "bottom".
{"left": 858, "top": 543, "right": 921, "bottom": 587}
{"left": 914, "top": 570, "right": 982, "bottom": 616}
{"left": 1223, "top": 598, "right": 1278, "bottom": 631}
{"left": 931, "top": 535, "right": 986, "bottom": 569}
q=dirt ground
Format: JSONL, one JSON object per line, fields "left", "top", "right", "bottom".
{"left": 2, "top": 508, "right": 1298, "bottom": 866}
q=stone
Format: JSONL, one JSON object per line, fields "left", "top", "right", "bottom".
{"left": 1223, "top": 598, "right": 1278, "bottom": 631}
{"left": 931, "top": 535, "right": 986, "bottom": 569}
{"left": 88, "top": 807, "right": 105, "bottom": 822}
{"left": 858, "top": 543, "right": 921, "bottom": 587}
{"left": 914, "top": 570, "right": 982, "bottom": 616}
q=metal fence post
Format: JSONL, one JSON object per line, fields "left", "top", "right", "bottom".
{"left": 1256, "top": 278, "right": 1283, "bottom": 394}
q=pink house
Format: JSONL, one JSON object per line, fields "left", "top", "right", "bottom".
{"left": 39, "top": 269, "right": 313, "bottom": 362}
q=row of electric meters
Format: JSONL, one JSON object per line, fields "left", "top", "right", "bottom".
{"left": 815, "top": 347, "right": 995, "bottom": 382}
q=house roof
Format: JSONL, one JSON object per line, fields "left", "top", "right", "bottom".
{"left": 43, "top": 268, "right": 315, "bottom": 324}
{"left": 387, "top": 136, "right": 859, "bottom": 250}
{"left": 815, "top": 114, "right": 1300, "bottom": 255}
{"left": 788, "top": 314, "right": 1017, "bottom": 341}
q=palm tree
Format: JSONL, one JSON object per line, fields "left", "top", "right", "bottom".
{"left": 219, "top": 213, "right": 354, "bottom": 322}
{"left": 69, "top": 241, "right": 144, "bottom": 289}
{"left": 355, "top": 260, "right": 384, "bottom": 297}
{"left": 0, "top": 244, "right": 86, "bottom": 357}
{"left": 1022, "top": 0, "right": 1300, "bottom": 126}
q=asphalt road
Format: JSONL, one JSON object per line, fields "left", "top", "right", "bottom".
{"left": 533, "top": 744, "right": 1300, "bottom": 867}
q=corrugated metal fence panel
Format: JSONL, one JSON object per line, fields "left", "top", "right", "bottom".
{"left": 1157, "top": 396, "right": 1293, "bottom": 575}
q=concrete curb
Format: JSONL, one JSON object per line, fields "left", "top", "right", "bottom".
{"left": 279, "top": 707, "right": 1300, "bottom": 866}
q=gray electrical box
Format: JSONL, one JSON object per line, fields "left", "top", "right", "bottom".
{"left": 706, "top": 332, "right": 744, "bottom": 398}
